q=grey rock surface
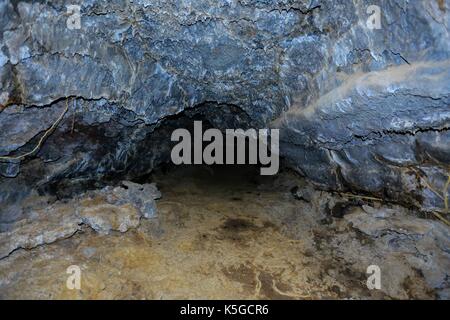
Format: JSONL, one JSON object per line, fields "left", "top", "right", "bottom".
{"left": 0, "top": 180, "right": 160, "bottom": 258}
{"left": 344, "top": 205, "right": 450, "bottom": 298}
{"left": 77, "top": 180, "right": 161, "bottom": 234}
{"left": 0, "top": 0, "right": 449, "bottom": 214}
{"left": 277, "top": 61, "right": 450, "bottom": 211}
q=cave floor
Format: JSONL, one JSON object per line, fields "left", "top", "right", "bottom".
{"left": 0, "top": 166, "right": 448, "bottom": 299}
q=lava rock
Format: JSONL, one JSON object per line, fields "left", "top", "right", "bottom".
{"left": 77, "top": 201, "right": 141, "bottom": 235}
{"left": 0, "top": 203, "right": 82, "bottom": 259}
{"left": 290, "top": 185, "right": 313, "bottom": 202}
{"left": 0, "top": 0, "right": 449, "bottom": 212}
{"left": 0, "top": 180, "right": 161, "bottom": 257}
{"left": 278, "top": 61, "right": 450, "bottom": 212}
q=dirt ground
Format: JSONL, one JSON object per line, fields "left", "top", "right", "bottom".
{"left": 0, "top": 166, "right": 448, "bottom": 299}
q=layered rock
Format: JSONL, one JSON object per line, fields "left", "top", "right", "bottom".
{"left": 0, "top": 181, "right": 161, "bottom": 259}
{"left": 277, "top": 61, "right": 450, "bottom": 212}
{"left": 0, "top": 0, "right": 449, "bottom": 216}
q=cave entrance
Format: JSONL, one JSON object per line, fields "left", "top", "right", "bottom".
{"left": 145, "top": 163, "right": 267, "bottom": 195}
{"left": 128, "top": 101, "right": 281, "bottom": 192}
{"left": 38, "top": 101, "right": 274, "bottom": 201}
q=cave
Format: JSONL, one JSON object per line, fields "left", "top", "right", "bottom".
{"left": 0, "top": 0, "right": 449, "bottom": 301}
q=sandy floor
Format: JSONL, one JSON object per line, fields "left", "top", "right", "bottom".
{"left": 0, "top": 166, "right": 448, "bottom": 299}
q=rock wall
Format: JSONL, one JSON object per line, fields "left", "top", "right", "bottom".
{"left": 0, "top": 0, "right": 449, "bottom": 215}
{"left": 274, "top": 1, "right": 450, "bottom": 212}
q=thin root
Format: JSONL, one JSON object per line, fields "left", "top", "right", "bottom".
{"left": 443, "top": 175, "right": 450, "bottom": 213}
{"left": 339, "top": 193, "right": 382, "bottom": 202}
{"left": 432, "top": 211, "right": 450, "bottom": 226}
{"left": 0, "top": 99, "right": 69, "bottom": 162}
